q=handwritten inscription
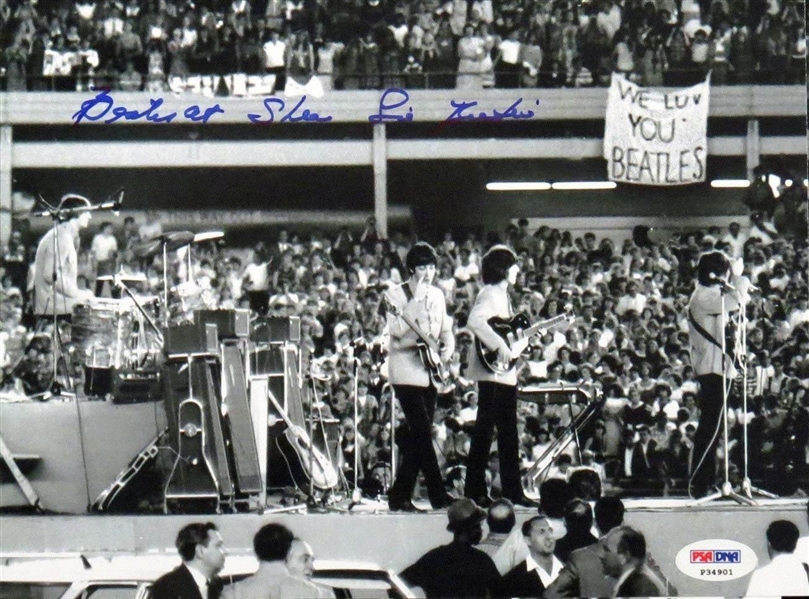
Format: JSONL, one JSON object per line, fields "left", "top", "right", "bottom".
{"left": 368, "top": 88, "right": 415, "bottom": 123}
{"left": 71, "top": 88, "right": 540, "bottom": 126}
{"left": 247, "top": 96, "right": 333, "bottom": 124}
{"left": 445, "top": 98, "right": 539, "bottom": 122}
{"left": 72, "top": 89, "right": 224, "bottom": 125}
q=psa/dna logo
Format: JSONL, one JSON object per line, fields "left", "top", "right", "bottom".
{"left": 690, "top": 549, "right": 742, "bottom": 564}
{"left": 676, "top": 540, "right": 757, "bottom": 581}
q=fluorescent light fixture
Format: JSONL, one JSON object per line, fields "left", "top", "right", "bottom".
{"left": 487, "top": 182, "right": 551, "bottom": 191}
{"left": 710, "top": 179, "right": 750, "bottom": 188}
{"left": 551, "top": 181, "right": 617, "bottom": 190}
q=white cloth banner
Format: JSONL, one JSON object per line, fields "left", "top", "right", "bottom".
{"left": 604, "top": 73, "right": 710, "bottom": 185}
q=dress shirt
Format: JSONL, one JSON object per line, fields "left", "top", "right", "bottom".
{"left": 185, "top": 563, "right": 209, "bottom": 599}
{"left": 525, "top": 553, "right": 564, "bottom": 587}
{"left": 745, "top": 552, "right": 809, "bottom": 597}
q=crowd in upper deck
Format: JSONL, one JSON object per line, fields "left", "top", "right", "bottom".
{"left": 1, "top": 0, "right": 805, "bottom": 92}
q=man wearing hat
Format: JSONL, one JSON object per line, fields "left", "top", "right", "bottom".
{"left": 400, "top": 498, "right": 500, "bottom": 598}
{"left": 33, "top": 194, "right": 96, "bottom": 319}
{"left": 384, "top": 242, "right": 455, "bottom": 511}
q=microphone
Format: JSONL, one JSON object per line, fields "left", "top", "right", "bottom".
{"left": 709, "top": 273, "right": 736, "bottom": 291}
{"left": 709, "top": 273, "right": 759, "bottom": 294}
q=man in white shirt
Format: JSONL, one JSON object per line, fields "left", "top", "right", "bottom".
{"left": 263, "top": 29, "right": 287, "bottom": 90}
{"left": 615, "top": 281, "right": 647, "bottom": 317}
{"left": 745, "top": 519, "right": 809, "bottom": 597}
{"left": 721, "top": 221, "right": 747, "bottom": 259}
{"left": 498, "top": 515, "right": 564, "bottom": 597}
{"left": 795, "top": 501, "right": 808, "bottom": 572}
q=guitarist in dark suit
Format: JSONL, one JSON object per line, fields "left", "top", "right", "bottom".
{"left": 149, "top": 522, "right": 226, "bottom": 599}
{"left": 384, "top": 242, "right": 455, "bottom": 512}
{"left": 465, "top": 245, "right": 537, "bottom": 508}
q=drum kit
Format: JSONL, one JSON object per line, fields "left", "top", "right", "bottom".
{"left": 72, "top": 230, "right": 225, "bottom": 390}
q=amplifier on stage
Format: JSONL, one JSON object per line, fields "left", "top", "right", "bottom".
{"left": 112, "top": 369, "right": 161, "bottom": 404}
{"left": 164, "top": 322, "right": 219, "bottom": 356}
{"left": 251, "top": 316, "right": 301, "bottom": 343}
{"left": 194, "top": 309, "right": 249, "bottom": 339}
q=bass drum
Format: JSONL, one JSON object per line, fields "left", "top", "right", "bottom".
{"left": 72, "top": 302, "right": 118, "bottom": 368}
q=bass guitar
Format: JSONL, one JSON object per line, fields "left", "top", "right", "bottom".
{"left": 383, "top": 296, "right": 451, "bottom": 386}
{"left": 476, "top": 313, "right": 575, "bottom": 374}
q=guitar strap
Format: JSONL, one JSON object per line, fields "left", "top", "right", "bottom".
{"left": 402, "top": 282, "right": 414, "bottom": 303}
{"left": 687, "top": 309, "right": 735, "bottom": 362}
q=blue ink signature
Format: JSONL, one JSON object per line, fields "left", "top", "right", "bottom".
{"left": 368, "top": 88, "right": 414, "bottom": 123}
{"left": 71, "top": 89, "right": 224, "bottom": 125}
{"left": 444, "top": 98, "right": 539, "bottom": 122}
{"left": 247, "top": 96, "right": 332, "bottom": 124}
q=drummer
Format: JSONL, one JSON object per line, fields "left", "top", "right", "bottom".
{"left": 33, "top": 194, "right": 96, "bottom": 321}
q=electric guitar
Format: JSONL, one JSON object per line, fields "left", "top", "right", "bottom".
{"left": 476, "top": 313, "right": 575, "bottom": 374}
{"left": 383, "top": 296, "right": 451, "bottom": 386}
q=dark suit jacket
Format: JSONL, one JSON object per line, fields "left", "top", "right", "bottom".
{"left": 544, "top": 543, "right": 615, "bottom": 599}
{"left": 616, "top": 566, "right": 667, "bottom": 597}
{"left": 495, "top": 560, "right": 545, "bottom": 599}
{"left": 149, "top": 565, "right": 223, "bottom": 599}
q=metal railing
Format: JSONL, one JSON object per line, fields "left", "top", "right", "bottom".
{"left": 1, "top": 65, "right": 805, "bottom": 94}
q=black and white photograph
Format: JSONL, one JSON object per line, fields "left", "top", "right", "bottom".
{"left": 0, "top": 0, "right": 807, "bottom": 596}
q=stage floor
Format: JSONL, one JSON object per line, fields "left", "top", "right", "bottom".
{"left": 2, "top": 497, "right": 807, "bottom": 597}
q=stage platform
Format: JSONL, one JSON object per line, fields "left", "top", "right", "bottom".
{"left": 2, "top": 498, "right": 807, "bottom": 597}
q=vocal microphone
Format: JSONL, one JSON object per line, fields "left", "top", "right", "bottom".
{"left": 709, "top": 273, "right": 736, "bottom": 291}
{"left": 709, "top": 273, "right": 759, "bottom": 293}
{"left": 30, "top": 188, "right": 124, "bottom": 218}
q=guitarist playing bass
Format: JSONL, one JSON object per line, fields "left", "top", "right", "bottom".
{"left": 384, "top": 242, "right": 455, "bottom": 512}
{"left": 465, "top": 245, "right": 539, "bottom": 509}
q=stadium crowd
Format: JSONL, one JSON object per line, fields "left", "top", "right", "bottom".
{"left": 1, "top": 173, "right": 808, "bottom": 499}
{"left": 0, "top": 0, "right": 805, "bottom": 92}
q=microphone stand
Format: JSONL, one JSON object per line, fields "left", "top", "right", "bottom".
{"left": 690, "top": 284, "right": 755, "bottom": 506}
{"left": 738, "top": 296, "right": 778, "bottom": 500}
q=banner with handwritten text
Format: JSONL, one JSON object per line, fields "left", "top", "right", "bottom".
{"left": 604, "top": 74, "right": 710, "bottom": 186}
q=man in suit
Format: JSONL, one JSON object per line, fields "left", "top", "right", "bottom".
{"left": 554, "top": 499, "right": 598, "bottom": 563}
{"left": 600, "top": 527, "right": 669, "bottom": 597}
{"left": 224, "top": 523, "right": 330, "bottom": 599}
{"left": 546, "top": 497, "right": 677, "bottom": 598}
{"left": 33, "top": 194, "right": 96, "bottom": 318}
{"left": 384, "top": 242, "right": 455, "bottom": 512}
{"left": 149, "top": 522, "right": 226, "bottom": 599}
{"left": 465, "top": 245, "right": 538, "bottom": 508}
{"left": 497, "top": 514, "right": 563, "bottom": 598}
{"left": 545, "top": 496, "right": 624, "bottom": 599}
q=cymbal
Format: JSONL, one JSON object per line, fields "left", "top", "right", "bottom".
{"left": 97, "top": 272, "right": 147, "bottom": 283}
{"left": 133, "top": 231, "right": 194, "bottom": 258}
{"left": 132, "top": 238, "right": 161, "bottom": 258}
{"left": 193, "top": 231, "right": 224, "bottom": 243}
{"left": 159, "top": 231, "right": 195, "bottom": 251}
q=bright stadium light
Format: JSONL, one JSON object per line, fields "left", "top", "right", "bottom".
{"left": 710, "top": 179, "right": 751, "bottom": 188}
{"left": 486, "top": 182, "right": 552, "bottom": 191}
{"left": 551, "top": 181, "right": 617, "bottom": 190}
